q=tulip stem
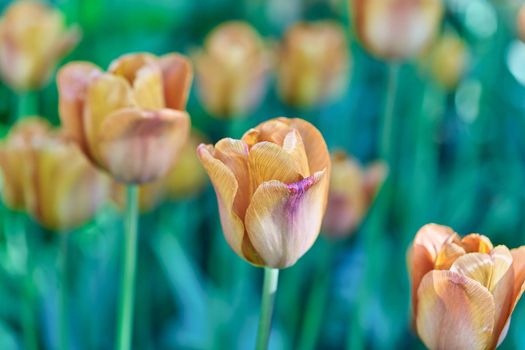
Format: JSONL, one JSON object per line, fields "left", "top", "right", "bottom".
{"left": 59, "top": 233, "right": 69, "bottom": 350}
{"left": 379, "top": 63, "right": 400, "bottom": 164}
{"left": 17, "top": 91, "right": 38, "bottom": 120}
{"left": 116, "top": 185, "right": 139, "bottom": 350}
{"left": 255, "top": 267, "right": 279, "bottom": 350}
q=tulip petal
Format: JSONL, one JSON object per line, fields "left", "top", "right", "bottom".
{"left": 213, "top": 138, "right": 250, "bottom": 217}
{"left": 434, "top": 242, "right": 465, "bottom": 270}
{"left": 57, "top": 62, "right": 102, "bottom": 153}
{"left": 97, "top": 108, "right": 189, "bottom": 183}
{"left": 511, "top": 247, "right": 525, "bottom": 309}
{"left": 410, "top": 224, "right": 458, "bottom": 321}
{"left": 247, "top": 141, "right": 304, "bottom": 193}
{"left": 416, "top": 270, "right": 495, "bottom": 350}
{"left": 461, "top": 233, "right": 493, "bottom": 253}
{"left": 279, "top": 118, "right": 331, "bottom": 174}
{"left": 159, "top": 53, "right": 193, "bottom": 110}
{"left": 244, "top": 170, "right": 326, "bottom": 268}
{"left": 450, "top": 246, "right": 514, "bottom": 348}
{"left": 197, "top": 144, "right": 262, "bottom": 265}
{"left": 242, "top": 119, "right": 291, "bottom": 147}
{"left": 108, "top": 53, "right": 164, "bottom": 109}
{"left": 83, "top": 73, "right": 134, "bottom": 162}
{"left": 282, "top": 130, "right": 310, "bottom": 178}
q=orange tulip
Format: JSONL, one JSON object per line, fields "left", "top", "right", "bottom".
{"left": 408, "top": 224, "right": 525, "bottom": 350}
{"left": 57, "top": 52, "right": 192, "bottom": 184}
{"left": 0, "top": 117, "right": 109, "bottom": 231}
{"left": 194, "top": 21, "right": 271, "bottom": 118}
{"left": 277, "top": 21, "right": 349, "bottom": 108}
{"left": 424, "top": 32, "right": 468, "bottom": 90}
{"left": 322, "top": 151, "right": 387, "bottom": 237}
{"left": 0, "top": 0, "right": 80, "bottom": 91}
{"left": 351, "top": 0, "right": 443, "bottom": 60}
{"left": 198, "top": 117, "right": 331, "bottom": 268}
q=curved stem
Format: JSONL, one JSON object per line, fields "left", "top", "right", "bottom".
{"left": 116, "top": 185, "right": 139, "bottom": 350}
{"left": 59, "top": 234, "right": 69, "bottom": 350}
{"left": 255, "top": 267, "right": 279, "bottom": 350}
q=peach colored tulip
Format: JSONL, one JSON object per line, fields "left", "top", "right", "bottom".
{"left": 424, "top": 33, "right": 468, "bottom": 90}
{"left": 194, "top": 21, "right": 271, "bottom": 118}
{"left": 277, "top": 21, "right": 349, "bottom": 108}
{"left": 322, "top": 151, "right": 387, "bottom": 237}
{"left": 351, "top": 0, "right": 443, "bottom": 60}
{"left": 0, "top": 0, "right": 80, "bottom": 91}
{"left": 0, "top": 117, "right": 51, "bottom": 210}
{"left": 57, "top": 52, "right": 192, "bottom": 184}
{"left": 0, "top": 117, "right": 109, "bottom": 230}
{"left": 408, "top": 224, "right": 525, "bottom": 350}
{"left": 198, "top": 117, "right": 331, "bottom": 268}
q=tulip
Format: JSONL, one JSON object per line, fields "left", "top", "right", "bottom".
{"left": 0, "top": 0, "right": 80, "bottom": 91}
{"left": 423, "top": 33, "right": 468, "bottom": 90}
{"left": 277, "top": 21, "right": 349, "bottom": 108}
{"left": 198, "top": 117, "right": 331, "bottom": 268}
{"left": 408, "top": 224, "right": 525, "bottom": 350}
{"left": 350, "top": 0, "right": 443, "bottom": 60}
{"left": 194, "top": 21, "right": 271, "bottom": 118}
{"left": 0, "top": 117, "right": 109, "bottom": 231}
{"left": 57, "top": 52, "right": 192, "bottom": 184}
{"left": 0, "top": 117, "right": 51, "bottom": 210}
{"left": 322, "top": 151, "right": 387, "bottom": 237}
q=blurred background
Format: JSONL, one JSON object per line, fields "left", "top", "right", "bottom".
{"left": 1, "top": 0, "right": 525, "bottom": 349}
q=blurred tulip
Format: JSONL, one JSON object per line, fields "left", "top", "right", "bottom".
{"left": 517, "top": 5, "right": 525, "bottom": 42}
{"left": 0, "top": 0, "right": 80, "bottom": 91}
{"left": 277, "top": 21, "right": 349, "bottom": 108}
{"left": 57, "top": 52, "right": 192, "bottom": 184}
{"left": 198, "top": 117, "right": 330, "bottom": 268}
{"left": 423, "top": 33, "right": 468, "bottom": 90}
{"left": 322, "top": 151, "right": 387, "bottom": 237}
{"left": 0, "top": 117, "right": 51, "bottom": 210}
{"left": 163, "top": 130, "right": 208, "bottom": 199}
{"left": 351, "top": 0, "right": 443, "bottom": 60}
{"left": 194, "top": 21, "right": 271, "bottom": 118}
{"left": 408, "top": 224, "right": 525, "bottom": 350}
{"left": 0, "top": 117, "right": 109, "bottom": 231}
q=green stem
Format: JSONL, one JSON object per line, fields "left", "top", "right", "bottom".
{"left": 297, "top": 241, "right": 333, "bottom": 350}
{"left": 59, "top": 234, "right": 69, "bottom": 350}
{"left": 116, "top": 185, "right": 139, "bottom": 350}
{"left": 255, "top": 267, "right": 279, "bottom": 350}
{"left": 379, "top": 64, "right": 400, "bottom": 164}
{"left": 18, "top": 213, "right": 38, "bottom": 350}
{"left": 16, "top": 91, "right": 39, "bottom": 120}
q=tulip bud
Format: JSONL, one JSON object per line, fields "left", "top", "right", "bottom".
{"left": 57, "top": 52, "right": 193, "bottom": 184}
{"left": 194, "top": 21, "right": 271, "bottom": 118}
{"left": 423, "top": 33, "right": 468, "bottom": 90}
{"left": 0, "top": 0, "right": 80, "bottom": 91}
{"left": 322, "top": 151, "right": 387, "bottom": 237}
{"left": 198, "top": 117, "right": 331, "bottom": 268}
{"left": 350, "top": 0, "right": 443, "bottom": 60}
{"left": 0, "top": 117, "right": 109, "bottom": 231}
{"left": 277, "top": 21, "right": 349, "bottom": 108}
{"left": 408, "top": 224, "right": 525, "bottom": 350}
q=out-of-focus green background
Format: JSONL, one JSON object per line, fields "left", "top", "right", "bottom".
{"left": 2, "top": 0, "right": 525, "bottom": 349}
